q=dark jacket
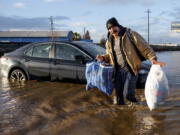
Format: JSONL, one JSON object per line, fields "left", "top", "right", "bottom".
{"left": 102, "top": 28, "right": 157, "bottom": 75}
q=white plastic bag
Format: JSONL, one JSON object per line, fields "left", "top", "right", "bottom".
{"left": 145, "top": 65, "right": 169, "bottom": 111}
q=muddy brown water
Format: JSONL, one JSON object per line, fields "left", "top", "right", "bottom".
{"left": 0, "top": 51, "right": 180, "bottom": 135}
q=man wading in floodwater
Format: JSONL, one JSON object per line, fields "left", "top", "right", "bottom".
{"left": 96, "top": 17, "right": 166, "bottom": 105}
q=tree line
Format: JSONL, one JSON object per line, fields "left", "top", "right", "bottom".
{"left": 73, "top": 30, "right": 106, "bottom": 45}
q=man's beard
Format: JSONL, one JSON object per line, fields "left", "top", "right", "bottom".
{"left": 112, "top": 29, "right": 118, "bottom": 34}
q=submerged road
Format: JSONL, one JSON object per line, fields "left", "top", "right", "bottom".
{"left": 0, "top": 51, "right": 180, "bottom": 135}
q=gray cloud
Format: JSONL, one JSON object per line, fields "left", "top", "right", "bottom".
{"left": 150, "top": 31, "right": 180, "bottom": 44}
{"left": 169, "top": 7, "right": 180, "bottom": 20}
{"left": 88, "top": 0, "right": 156, "bottom": 6}
{"left": 82, "top": 11, "right": 93, "bottom": 16}
{"left": 159, "top": 11, "right": 167, "bottom": 16}
{"left": 124, "top": 15, "right": 177, "bottom": 43}
{"left": 0, "top": 15, "right": 70, "bottom": 30}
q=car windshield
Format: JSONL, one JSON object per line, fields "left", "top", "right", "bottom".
{"left": 74, "top": 41, "right": 106, "bottom": 57}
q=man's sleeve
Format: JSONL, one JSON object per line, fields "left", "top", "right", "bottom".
{"left": 131, "top": 31, "right": 157, "bottom": 61}
{"left": 102, "top": 40, "right": 110, "bottom": 63}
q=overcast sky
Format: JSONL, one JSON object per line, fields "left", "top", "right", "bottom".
{"left": 0, "top": 0, "right": 180, "bottom": 43}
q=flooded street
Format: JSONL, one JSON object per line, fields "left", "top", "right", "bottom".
{"left": 0, "top": 51, "right": 180, "bottom": 135}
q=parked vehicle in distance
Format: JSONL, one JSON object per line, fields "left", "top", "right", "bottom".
{"left": 0, "top": 41, "right": 150, "bottom": 88}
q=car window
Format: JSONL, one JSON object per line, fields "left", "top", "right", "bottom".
{"left": 25, "top": 47, "right": 33, "bottom": 56}
{"left": 32, "top": 44, "right": 51, "bottom": 58}
{"left": 74, "top": 42, "right": 106, "bottom": 57}
{"left": 55, "top": 44, "right": 90, "bottom": 61}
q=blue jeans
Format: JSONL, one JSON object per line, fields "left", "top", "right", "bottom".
{"left": 114, "top": 67, "right": 138, "bottom": 102}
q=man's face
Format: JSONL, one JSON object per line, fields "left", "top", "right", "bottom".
{"left": 108, "top": 26, "right": 120, "bottom": 36}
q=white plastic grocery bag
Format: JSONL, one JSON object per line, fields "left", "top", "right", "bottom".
{"left": 145, "top": 64, "right": 169, "bottom": 111}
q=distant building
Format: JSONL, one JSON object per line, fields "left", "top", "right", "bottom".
{"left": 171, "top": 21, "right": 180, "bottom": 32}
{"left": 0, "top": 31, "right": 73, "bottom": 43}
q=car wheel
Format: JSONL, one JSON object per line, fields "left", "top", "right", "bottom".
{"left": 10, "top": 69, "right": 27, "bottom": 81}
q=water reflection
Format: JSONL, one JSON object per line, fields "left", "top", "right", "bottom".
{"left": 157, "top": 51, "right": 180, "bottom": 88}
{"left": 0, "top": 78, "right": 19, "bottom": 112}
{"left": 139, "top": 115, "right": 157, "bottom": 135}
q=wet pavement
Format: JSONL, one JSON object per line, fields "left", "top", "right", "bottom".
{"left": 0, "top": 51, "right": 180, "bottom": 135}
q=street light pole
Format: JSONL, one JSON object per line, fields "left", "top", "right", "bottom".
{"left": 49, "top": 16, "right": 54, "bottom": 42}
{"left": 83, "top": 27, "right": 86, "bottom": 39}
{"left": 146, "top": 9, "right": 151, "bottom": 44}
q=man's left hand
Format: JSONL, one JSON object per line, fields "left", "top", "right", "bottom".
{"left": 151, "top": 59, "right": 166, "bottom": 67}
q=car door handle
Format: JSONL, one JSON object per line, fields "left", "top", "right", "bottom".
{"left": 25, "top": 58, "right": 31, "bottom": 62}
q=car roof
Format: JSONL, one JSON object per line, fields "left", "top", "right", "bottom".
{"left": 24, "top": 40, "right": 97, "bottom": 50}
{"left": 5, "top": 41, "right": 98, "bottom": 58}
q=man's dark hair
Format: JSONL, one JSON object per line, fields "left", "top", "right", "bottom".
{"left": 106, "top": 17, "right": 122, "bottom": 30}
{"left": 106, "top": 17, "right": 125, "bottom": 39}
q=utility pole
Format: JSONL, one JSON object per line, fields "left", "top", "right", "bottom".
{"left": 146, "top": 9, "right": 151, "bottom": 44}
{"left": 49, "top": 16, "right": 54, "bottom": 42}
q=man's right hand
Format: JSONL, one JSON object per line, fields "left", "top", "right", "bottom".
{"left": 96, "top": 55, "right": 104, "bottom": 62}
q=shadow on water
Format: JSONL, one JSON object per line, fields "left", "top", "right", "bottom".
{"left": 0, "top": 51, "right": 180, "bottom": 135}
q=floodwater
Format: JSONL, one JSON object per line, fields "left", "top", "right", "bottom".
{"left": 0, "top": 51, "right": 180, "bottom": 135}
